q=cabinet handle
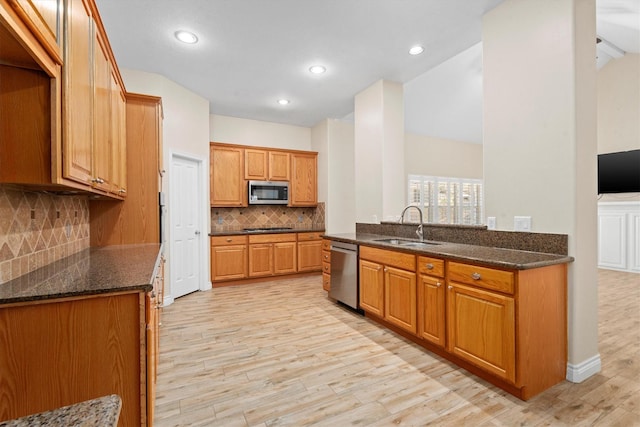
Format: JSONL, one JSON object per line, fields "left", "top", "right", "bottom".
{"left": 324, "top": 255, "right": 329, "bottom": 260}
{"left": 448, "top": 285, "right": 453, "bottom": 290}
{"left": 471, "top": 272, "right": 481, "bottom": 280}
{"left": 425, "top": 263, "right": 434, "bottom": 270}
{"left": 118, "top": 188, "right": 126, "bottom": 194}
{"left": 324, "top": 266, "right": 329, "bottom": 271}
{"left": 226, "top": 238, "right": 232, "bottom": 242}
{"left": 91, "top": 177, "right": 104, "bottom": 184}
{"left": 436, "top": 282, "right": 441, "bottom": 287}
{"left": 384, "top": 267, "right": 388, "bottom": 273}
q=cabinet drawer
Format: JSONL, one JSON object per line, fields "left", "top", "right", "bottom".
{"left": 322, "top": 272, "right": 330, "bottom": 291}
{"left": 211, "top": 235, "right": 248, "bottom": 246}
{"left": 322, "top": 250, "right": 331, "bottom": 263}
{"left": 418, "top": 256, "right": 445, "bottom": 277}
{"left": 322, "top": 239, "right": 331, "bottom": 251}
{"left": 322, "top": 261, "right": 331, "bottom": 275}
{"left": 298, "top": 232, "right": 323, "bottom": 241}
{"left": 448, "top": 262, "right": 514, "bottom": 294}
{"left": 249, "top": 233, "right": 296, "bottom": 244}
{"left": 360, "top": 246, "right": 415, "bottom": 271}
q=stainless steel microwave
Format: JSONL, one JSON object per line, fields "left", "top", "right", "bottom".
{"left": 248, "top": 180, "right": 289, "bottom": 205}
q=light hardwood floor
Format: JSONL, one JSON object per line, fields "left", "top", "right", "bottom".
{"left": 154, "top": 269, "right": 639, "bottom": 426}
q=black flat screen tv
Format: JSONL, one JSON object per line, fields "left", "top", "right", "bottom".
{"left": 598, "top": 149, "right": 640, "bottom": 194}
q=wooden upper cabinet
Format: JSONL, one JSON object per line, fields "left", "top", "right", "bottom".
{"left": 110, "top": 70, "right": 127, "bottom": 196}
{"left": 290, "top": 152, "right": 317, "bottom": 206}
{"left": 91, "top": 28, "right": 111, "bottom": 192}
{"left": 210, "top": 144, "right": 246, "bottom": 207}
{"left": 7, "top": 0, "right": 63, "bottom": 63}
{"left": 268, "top": 151, "right": 290, "bottom": 181}
{"left": 244, "top": 149, "right": 290, "bottom": 181}
{"left": 62, "top": 0, "right": 93, "bottom": 186}
{"left": 245, "top": 149, "right": 267, "bottom": 180}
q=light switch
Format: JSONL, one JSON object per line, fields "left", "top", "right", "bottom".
{"left": 514, "top": 216, "right": 532, "bottom": 232}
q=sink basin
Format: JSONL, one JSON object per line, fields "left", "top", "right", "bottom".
{"left": 374, "top": 238, "right": 441, "bottom": 247}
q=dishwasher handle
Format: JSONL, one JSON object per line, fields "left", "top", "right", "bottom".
{"left": 331, "top": 246, "right": 357, "bottom": 255}
{"left": 331, "top": 242, "right": 358, "bottom": 254}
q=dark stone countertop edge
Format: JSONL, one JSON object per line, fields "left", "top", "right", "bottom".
{"left": 0, "top": 244, "right": 162, "bottom": 306}
{"left": 0, "top": 394, "right": 122, "bottom": 427}
{"left": 210, "top": 228, "right": 325, "bottom": 236}
{"left": 323, "top": 233, "right": 574, "bottom": 270}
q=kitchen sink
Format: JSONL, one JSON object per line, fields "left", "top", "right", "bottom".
{"left": 373, "top": 238, "right": 441, "bottom": 247}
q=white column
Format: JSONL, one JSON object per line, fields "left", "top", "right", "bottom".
{"left": 354, "top": 80, "right": 405, "bottom": 223}
{"left": 483, "top": 0, "right": 599, "bottom": 381}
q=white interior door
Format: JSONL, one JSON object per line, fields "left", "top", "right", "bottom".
{"left": 171, "top": 155, "right": 201, "bottom": 298}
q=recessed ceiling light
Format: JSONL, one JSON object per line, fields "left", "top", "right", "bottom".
{"left": 309, "top": 65, "right": 326, "bottom": 74}
{"left": 175, "top": 30, "right": 198, "bottom": 44}
{"left": 277, "top": 99, "right": 290, "bottom": 105}
{"left": 408, "top": 45, "right": 424, "bottom": 55}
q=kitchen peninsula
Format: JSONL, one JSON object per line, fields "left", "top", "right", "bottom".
{"left": 323, "top": 223, "right": 573, "bottom": 401}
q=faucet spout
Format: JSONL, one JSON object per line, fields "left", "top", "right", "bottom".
{"left": 399, "top": 205, "right": 424, "bottom": 241}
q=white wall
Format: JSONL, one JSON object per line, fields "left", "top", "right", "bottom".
{"left": 483, "top": 0, "right": 599, "bottom": 381}
{"left": 405, "top": 133, "right": 483, "bottom": 179}
{"left": 597, "top": 53, "right": 640, "bottom": 202}
{"left": 210, "top": 114, "right": 311, "bottom": 150}
{"left": 121, "top": 68, "right": 211, "bottom": 303}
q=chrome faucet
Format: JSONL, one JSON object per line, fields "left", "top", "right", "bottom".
{"left": 400, "top": 205, "right": 424, "bottom": 242}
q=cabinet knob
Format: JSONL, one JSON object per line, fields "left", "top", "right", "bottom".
{"left": 118, "top": 188, "right": 127, "bottom": 194}
{"left": 226, "top": 238, "right": 232, "bottom": 242}
{"left": 448, "top": 285, "right": 453, "bottom": 290}
{"left": 384, "top": 267, "right": 388, "bottom": 273}
{"left": 324, "top": 255, "right": 329, "bottom": 260}
{"left": 436, "top": 282, "right": 441, "bottom": 287}
{"left": 471, "top": 272, "right": 481, "bottom": 280}
{"left": 425, "top": 263, "right": 434, "bottom": 270}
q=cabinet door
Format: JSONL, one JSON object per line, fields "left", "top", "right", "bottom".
{"left": 297, "top": 240, "right": 322, "bottom": 272}
{"left": 145, "top": 292, "right": 157, "bottom": 426}
{"left": 109, "top": 71, "right": 127, "bottom": 196}
{"left": 62, "top": 0, "right": 93, "bottom": 185}
{"left": 248, "top": 244, "right": 273, "bottom": 277}
{"left": 211, "top": 245, "right": 247, "bottom": 281}
{"left": 359, "top": 259, "right": 384, "bottom": 317}
{"left": 384, "top": 266, "right": 417, "bottom": 334}
{"left": 290, "top": 152, "right": 317, "bottom": 206}
{"left": 418, "top": 275, "right": 445, "bottom": 347}
{"left": 9, "top": 0, "right": 63, "bottom": 62}
{"left": 245, "top": 148, "right": 267, "bottom": 180}
{"left": 91, "top": 29, "right": 111, "bottom": 192}
{"left": 268, "top": 151, "right": 290, "bottom": 181}
{"left": 211, "top": 145, "right": 246, "bottom": 206}
{"left": 274, "top": 242, "right": 297, "bottom": 274}
{"left": 447, "top": 282, "right": 515, "bottom": 383}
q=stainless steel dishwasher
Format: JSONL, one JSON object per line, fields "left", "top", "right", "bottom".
{"left": 329, "top": 241, "right": 359, "bottom": 310}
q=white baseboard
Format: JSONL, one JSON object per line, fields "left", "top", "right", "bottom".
{"left": 566, "top": 354, "right": 601, "bottom": 383}
{"left": 163, "top": 295, "right": 175, "bottom": 307}
{"left": 201, "top": 281, "right": 213, "bottom": 291}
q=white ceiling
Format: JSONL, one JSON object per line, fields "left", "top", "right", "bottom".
{"left": 96, "top": 0, "right": 639, "bottom": 144}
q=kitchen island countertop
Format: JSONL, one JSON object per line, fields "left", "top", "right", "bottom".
{"left": 0, "top": 244, "right": 162, "bottom": 305}
{"left": 323, "top": 232, "right": 573, "bottom": 270}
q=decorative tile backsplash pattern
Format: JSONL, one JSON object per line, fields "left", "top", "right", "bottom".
{"left": 0, "top": 186, "right": 90, "bottom": 285}
{"left": 211, "top": 202, "right": 325, "bottom": 232}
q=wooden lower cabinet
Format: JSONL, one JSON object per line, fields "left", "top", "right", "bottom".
{"left": 447, "top": 282, "right": 515, "bottom": 382}
{"left": 211, "top": 236, "right": 248, "bottom": 281}
{"left": 249, "top": 234, "right": 297, "bottom": 277}
{"left": 418, "top": 256, "right": 446, "bottom": 347}
{"left": 248, "top": 244, "right": 273, "bottom": 277}
{"left": 354, "top": 243, "right": 568, "bottom": 400}
{"left": 297, "top": 232, "right": 323, "bottom": 272}
{"left": 321, "top": 240, "right": 331, "bottom": 291}
{"left": 274, "top": 242, "right": 297, "bottom": 274}
{"left": 0, "top": 292, "right": 149, "bottom": 425}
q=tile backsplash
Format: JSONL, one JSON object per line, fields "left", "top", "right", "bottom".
{"left": 211, "top": 202, "right": 325, "bottom": 232}
{"left": 0, "top": 186, "right": 89, "bottom": 285}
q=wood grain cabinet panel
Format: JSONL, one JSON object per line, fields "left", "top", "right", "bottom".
{"left": 210, "top": 144, "right": 246, "bottom": 207}
{"left": 0, "top": 292, "right": 145, "bottom": 425}
{"left": 268, "top": 151, "right": 290, "bottom": 181}
{"left": 359, "top": 259, "right": 384, "bottom": 317}
{"left": 7, "top": 0, "right": 63, "bottom": 62}
{"left": 447, "top": 281, "right": 516, "bottom": 383}
{"left": 297, "top": 240, "right": 322, "bottom": 272}
{"left": 91, "top": 28, "right": 111, "bottom": 192}
{"left": 245, "top": 148, "right": 267, "bottom": 180}
{"left": 290, "top": 152, "right": 317, "bottom": 206}
{"left": 418, "top": 274, "right": 445, "bottom": 347}
{"left": 273, "top": 242, "right": 297, "bottom": 274}
{"left": 384, "top": 266, "right": 417, "bottom": 334}
{"left": 211, "top": 236, "right": 247, "bottom": 281}
{"left": 248, "top": 244, "right": 273, "bottom": 277}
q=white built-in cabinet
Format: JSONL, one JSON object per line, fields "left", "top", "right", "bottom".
{"left": 597, "top": 202, "right": 640, "bottom": 273}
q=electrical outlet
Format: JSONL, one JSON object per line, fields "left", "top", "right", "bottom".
{"left": 298, "top": 215, "right": 303, "bottom": 222}
{"left": 217, "top": 216, "right": 223, "bottom": 224}
{"left": 487, "top": 217, "right": 496, "bottom": 230}
{"left": 514, "top": 216, "right": 532, "bottom": 232}
{"left": 65, "top": 222, "right": 72, "bottom": 238}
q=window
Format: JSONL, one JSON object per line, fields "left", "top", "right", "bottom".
{"left": 407, "top": 175, "right": 484, "bottom": 225}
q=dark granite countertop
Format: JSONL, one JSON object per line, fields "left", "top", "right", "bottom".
{"left": 0, "top": 394, "right": 121, "bottom": 427}
{"left": 210, "top": 227, "right": 325, "bottom": 237}
{"left": 323, "top": 232, "right": 573, "bottom": 270}
{"left": 0, "top": 244, "right": 162, "bottom": 305}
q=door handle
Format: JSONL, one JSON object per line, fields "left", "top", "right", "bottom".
{"left": 195, "top": 230, "right": 201, "bottom": 235}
